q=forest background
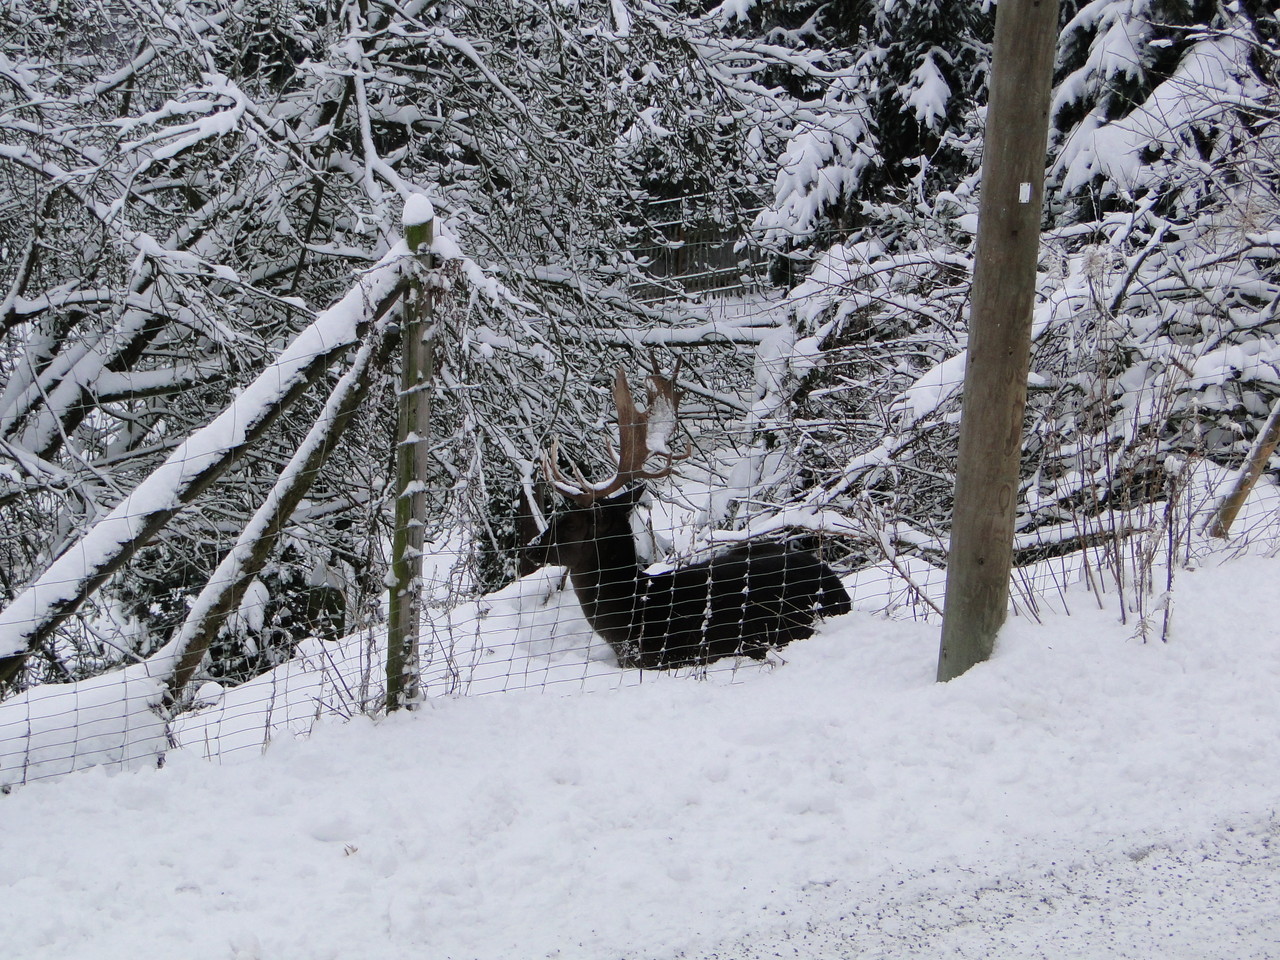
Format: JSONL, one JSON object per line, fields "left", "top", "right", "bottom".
{"left": 1, "top": 0, "right": 1277, "bottom": 744}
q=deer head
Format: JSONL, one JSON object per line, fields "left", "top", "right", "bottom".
{"left": 526, "top": 360, "right": 689, "bottom": 569}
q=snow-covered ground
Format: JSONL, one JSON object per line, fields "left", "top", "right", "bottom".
{"left": 2, "top": 547, "right": 1278, "bottom": 959}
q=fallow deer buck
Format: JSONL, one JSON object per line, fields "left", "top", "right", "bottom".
{"left": 525, "top": 363, "right": 851, "bottom": 669}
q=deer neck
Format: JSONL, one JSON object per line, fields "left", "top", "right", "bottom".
{"left": 565, "top": 535, "right": 643, "bottom": 645}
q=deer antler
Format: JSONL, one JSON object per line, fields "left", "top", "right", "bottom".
{"left": 542, "top": 361, "right": 690, "bottom": 505}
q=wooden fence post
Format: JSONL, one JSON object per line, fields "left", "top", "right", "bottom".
{"left": 937, "top": 0, "right": 1060, "bottom": 682}
{"left": 387, "top": 198, "right": 437, "bottom": 711}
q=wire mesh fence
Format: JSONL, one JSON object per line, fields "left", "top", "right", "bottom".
{"left": 630, "top": 195, "right": 772, "bottom": 303}
{"left": 3, "top": 224, "right": 1280, "bottom": 790}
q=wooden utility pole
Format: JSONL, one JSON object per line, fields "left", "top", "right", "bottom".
{"left": 387, "top": 198, "right": 437, "bottom": 710}
{"left": 937, "top": 0, "right": 1060, "bottom": 682}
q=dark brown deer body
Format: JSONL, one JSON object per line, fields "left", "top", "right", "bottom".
{"left": 526, "top": 365, "right": 850, "bottom": 669}
{"left": 527, "top": 485, "right": 851, "bottom": 668}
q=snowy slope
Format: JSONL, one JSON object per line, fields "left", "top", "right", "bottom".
{"left": 2, "top": 553, "right": 1279, "bottom": 959}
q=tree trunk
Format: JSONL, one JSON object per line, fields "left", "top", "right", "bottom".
{"left": 157, "top": 324, "right": 400, "bottom": 702}
{"left": 1207, "top": 399, "right": 1280, "bottom": 539}
{"left": 0, "top": 261, "right": 407, "bottom": 689}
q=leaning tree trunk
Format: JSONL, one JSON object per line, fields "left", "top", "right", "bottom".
{"left": 1207, "top": 398, "right": 1280, "bottom": 539}
{"left": 155, "top": 320, "right": 402, "bottom": 703}
{"left": 0, "top": 253, "right": 408, "bottom": 689}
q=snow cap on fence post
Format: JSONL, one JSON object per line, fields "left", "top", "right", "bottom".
{"left": 403, "top": 195, "right": 435, "bottom": 253}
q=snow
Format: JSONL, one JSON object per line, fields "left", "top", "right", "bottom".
{"left": 609, "top": 0, "right": 632, "bottom": 37}
{"left": 0, "top": 663, "right": 167, "bottom": 784}
{"left": 0, "top": 246, "right": 408, "bottom": 662}
{"left": 1059, "top": 35, "right": 1252, "bottom": 194}
{"left": 3, "top": 543, "right": 1280, "bottom": 957}
{"left": 757, "top": 77, "right": 878, "bottom": 244}
{"left": 903, "top": 51, "right": 951, "bottom": 131}
{"left": 401, "top": 194, "right": 435, "bottom": 227}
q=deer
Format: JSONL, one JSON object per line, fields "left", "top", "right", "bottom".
{"left": 524, "top": 362, "right": 851, "bottom": 670}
